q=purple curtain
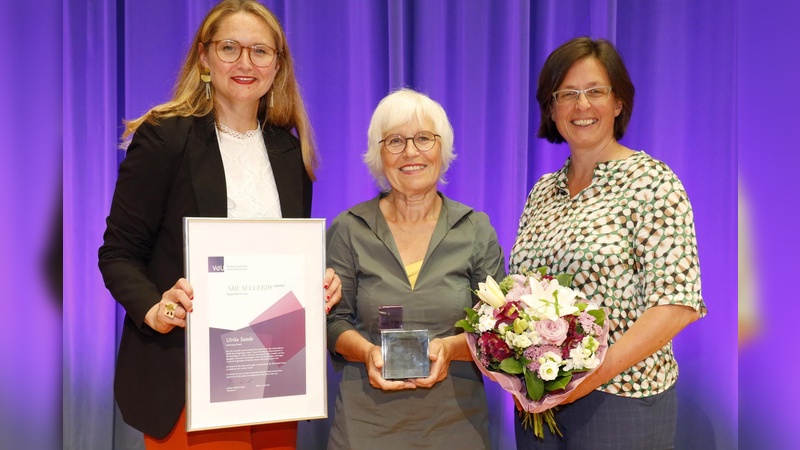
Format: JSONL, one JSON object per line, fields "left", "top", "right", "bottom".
{"left": 0, "top": 1, "right": 62, "bottom": 449}
{"left": 59, "top": 1, "right": 738, "bottom": 448}
{"left": 737, "top": 1, "right": 800, "bottom": 449}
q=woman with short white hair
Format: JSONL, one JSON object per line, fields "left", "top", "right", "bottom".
{"left": 326, "top": 88, "right": 504, "bottom": 449}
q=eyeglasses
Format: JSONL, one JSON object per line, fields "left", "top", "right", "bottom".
{"left": 552, "top": 86, "right": 612, "bottom": 104}
{"left": 208, "top": 39, "right": 279, "bottom": 68}
{"left": 379, "top": 131, "right": 440, "bottom": 154}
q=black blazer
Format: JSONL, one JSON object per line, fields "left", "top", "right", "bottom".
{"left": 98, "top": 114, "right": 312, "bottom": 438}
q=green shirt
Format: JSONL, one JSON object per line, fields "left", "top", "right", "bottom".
{"left": 326, "top": 193, "right": 504, "bottom": 449}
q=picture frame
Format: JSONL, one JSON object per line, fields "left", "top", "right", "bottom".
{"left": 183, "top": 218, "right": 327, "bottom": 432}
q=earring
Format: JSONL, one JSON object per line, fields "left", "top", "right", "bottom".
{"left": 200, "top": 71, "right": 211, "bottom": 100}
{"left": 269, "top": 91, "right": 274, "bottom": 108}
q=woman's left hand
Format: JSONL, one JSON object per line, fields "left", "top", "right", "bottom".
{"left": 324, "top": 268, "right": 342, "bottom": 313}
{"left": 413, "top": 337, "right": 453, "bottom": 388}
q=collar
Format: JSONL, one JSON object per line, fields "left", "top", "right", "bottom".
{"left": 348, "top": 192, "right": 473, "bottom": 234}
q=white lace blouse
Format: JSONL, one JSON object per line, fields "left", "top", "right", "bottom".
{"left": 216, "top": 123, "right": 282, "bottom": 219}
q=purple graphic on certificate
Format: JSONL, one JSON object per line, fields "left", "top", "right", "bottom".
{"left": 208, "top": 256, "right": 225, "bottom": 272}
{"left": 209, "top": 290, "right": 306, "bottom": 402}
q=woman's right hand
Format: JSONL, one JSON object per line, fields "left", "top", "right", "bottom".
{"left": 364, "top": 344, "right": 417, "bottom": 391}
{"left": 143, "top": 278, "right": 194, "bottom": 334}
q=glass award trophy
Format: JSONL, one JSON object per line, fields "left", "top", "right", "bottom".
{"left": 379, "top": 305, "right": 430, "bottom": 379}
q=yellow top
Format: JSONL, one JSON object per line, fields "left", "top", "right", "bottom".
{"left": 405, "top": 260, "right": 423, "bottom": 290}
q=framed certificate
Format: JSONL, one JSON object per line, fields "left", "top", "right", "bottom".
{"left": 183, "top": 218, "right": 327, "bottom": 432}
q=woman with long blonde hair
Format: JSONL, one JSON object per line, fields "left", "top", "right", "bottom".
{"left": 100, "top": 1, "right": 341, "bottom": 448}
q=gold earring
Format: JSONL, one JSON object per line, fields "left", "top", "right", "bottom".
{"left": 269, "top": 91, "right": 274, "bottom": 108}
{"left": 200, "top": 72, "right": 211, "bottom": 100}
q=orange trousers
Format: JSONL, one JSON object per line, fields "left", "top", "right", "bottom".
{"left": 144, "top": 407, "right": 297, "bottom": 450}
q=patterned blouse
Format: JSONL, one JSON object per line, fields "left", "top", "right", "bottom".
{"left": 509, "top": 151, "right": 707, "bottom": 397}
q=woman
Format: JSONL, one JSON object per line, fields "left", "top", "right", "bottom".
{"left": 511, "top": 37, "right": 707, "bottom": 449}
{"left": 98, "top": 1, "right": 341, "bottom": 448}
{"left": 326, "top": 88, "right": 504, "bottom": 449}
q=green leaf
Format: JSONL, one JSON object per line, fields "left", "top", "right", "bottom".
{"left": 586, "top": 309, "right": 606, "bottom": 326}
{"left": 464, "top": 307, "right": 479, "bottom": 321}
{"left": 555, "top": 273, "right": 573, "bottom": 287}
{"left": 454, "top": 319, "right": 475, "bottom": 332}
{"left": 544, "top": 373, "right": 573, "bottom": 391}
{"left": 499, "top": 357, "right": 524, "bottom": 374}
{"left": 524, "top": 368, "right": 544, "bottom": 401}
{"left": 536, "top": 266, "right": 547, "bottom": 277}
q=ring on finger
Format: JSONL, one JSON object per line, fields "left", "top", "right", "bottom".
{"left": 164, "top": 302, "right": 177, "bottom": 318}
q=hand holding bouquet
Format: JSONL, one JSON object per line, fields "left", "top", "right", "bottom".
{"left": 455, "top": 268, "right": 609, "bottom": 439}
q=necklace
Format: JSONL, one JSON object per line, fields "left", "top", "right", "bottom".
{"left": 217, "top": 121, "right": 261, "bottom": 140}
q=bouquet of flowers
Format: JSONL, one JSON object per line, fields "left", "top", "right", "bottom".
{"left": 455, "top": 268, "right": 609, "bottom": 439}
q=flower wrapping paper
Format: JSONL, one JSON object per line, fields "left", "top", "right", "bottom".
{"left": 466, "top": 316, "right": 609, "bottom": 413}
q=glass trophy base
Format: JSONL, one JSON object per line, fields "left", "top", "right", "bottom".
{"left": 381, "top": 329, "right": 430, "bottom": 379}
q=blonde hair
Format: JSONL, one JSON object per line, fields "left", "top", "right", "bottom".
{"left": 364, "top": 88, "right": 456, "bottom": 191}
{"left": 122, "top": 0, "right": 318, "bottom": 179}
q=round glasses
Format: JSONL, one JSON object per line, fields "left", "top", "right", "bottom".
{"left": 552, "top": 86, "right": 612, "bottom": 104}
{"left": 208, "top": 39, "right": 279, "bottom": 68}
{"left": 379, "top": 131, "right": 440, "bottom": 154}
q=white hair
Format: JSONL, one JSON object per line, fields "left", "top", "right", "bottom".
{"left": 364, "top": 88, "right": 456, "bottom": 191}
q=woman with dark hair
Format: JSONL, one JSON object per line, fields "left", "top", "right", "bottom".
{"left": 511, "top": 37, "right": 706, "bottom": 449}
{"left": 98, "top": 1, "right": 341, "bottom": 447}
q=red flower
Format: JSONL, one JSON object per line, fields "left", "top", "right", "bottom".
{"left": 478, "top": 332, "right": 514, "bottom": 362}
{"left": 494, "top": 301, "right": 521, "bottom": 327}
{"left": 561, "top": 316, "right": 585, "bottom": 359}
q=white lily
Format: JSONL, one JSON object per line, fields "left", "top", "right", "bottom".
{"left": 476, "top": 275, "right": 506, "bottom": 309}
{"left": 520, "top": 277, "right": 580, "bottom": 320}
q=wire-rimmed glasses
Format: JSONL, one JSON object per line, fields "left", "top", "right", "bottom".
{"left": 379, "top": 131, "right": 440, "bottom": 154}
{"left": 552, "top": 86, "right": 612, "bottom": 104}
{"left": 208, "top": 39, "right": 279, "bottom": 68}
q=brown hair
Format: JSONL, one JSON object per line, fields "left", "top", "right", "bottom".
{"left": 536, "top": 37, "right": 634, "bottom": 144}
{"left": 121, "top": 0, "right": 318, "bottom": 179}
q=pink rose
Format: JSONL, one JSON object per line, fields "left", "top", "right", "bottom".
{"left": 535, "top": 318, "right": 569, "bottom": 346}
{"left": 506, "top": 285, "right": 527, "bottom": 302}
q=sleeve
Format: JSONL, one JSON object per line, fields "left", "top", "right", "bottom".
{"left": 509, "top": 181, "right": 541, "bottom": 274}
{"left": 470, "top": 211, "right": 506, "bottom": 292}
{"left": 303, "top": 172, "right": 313, "bottom": 218}
{"left": 325, "top": 212, "right": 360, "bottom": 359}
{"left": 634, "top": 167, "right": 707, "bottom": 317}
{"left": 98, "top": 120, "right": 181, "bottom": 332}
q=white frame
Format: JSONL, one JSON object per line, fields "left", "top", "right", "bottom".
{"left": 183, "top": 218, "right": 327, "bottom": 432}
